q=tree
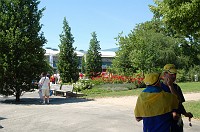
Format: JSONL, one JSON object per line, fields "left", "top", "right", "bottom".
{"left": 0, "top": 55, "right": 4, "bottom": 94}
{"left": 150, "top": 0, "right": 200, "bottom": 39}
{"left": 113, "top": 21, "right": 183, "bottom": 74}
{"left": 0, "top": 0, "right": 47, "bottom": 101}
{"left": 150, "top": 0, "right": 200, "bottom": 67}
{"left": 57, "top": 17, "right": 79, "bottom": 83}
{"left": 112, "top": 33, "right": 136, "bottom": 76}
{"left": 85, "top": 32, "right": 102, "bottom": 77}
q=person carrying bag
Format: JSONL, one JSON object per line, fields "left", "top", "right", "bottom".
{"left": 39, "top": 72, "right": 50, "bottom": 104}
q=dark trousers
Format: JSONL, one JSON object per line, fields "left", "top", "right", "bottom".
{"left": 171, "top": 119, "right": 183, "bottom": 132}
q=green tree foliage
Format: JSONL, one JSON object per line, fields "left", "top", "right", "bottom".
{"left": 85, "top": 32, "right": 102, "bottom": 78}
{"left": 113, "top": 21, "right": 183, "bottom": 74}
{"left": 112, "top": 33, "right": 136, "bottom": 76}
{"left": 150, "top": 0, "right": 200, "bottom": 67}
{"left": 0, "top": 55, "right": 4, "bottom": 94}
{"left": 0, "top": 0, "right": 47, "bottom": 101}
{"left": 151, "top": 0, "right": 200, "bottom": 39}
{"left": 132, "top": 22, "right": 182, "bottom": 70}
{"left": 57, "top": 17, "right": 79, "bottom": 83}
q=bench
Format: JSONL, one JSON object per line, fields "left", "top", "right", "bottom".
{"left": 50, "top": 84, "right": 61, "bottom": 95}
{"left": 54, "top": 84, "right": 75, "bottom": 97}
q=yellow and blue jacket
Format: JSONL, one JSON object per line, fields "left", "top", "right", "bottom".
{"left": 134, "top": 86, "right": 179, "bottom": 132}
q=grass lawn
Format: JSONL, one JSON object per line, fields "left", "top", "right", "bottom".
{"left": 81, "top": 82, "right": 200, "bottom": 98}
{"left": 183, "top": 101, "right": 200, "bottom": 119}
{"left": 81, "top": 83, "right": 144, "bottom": 98}
{"left": 177, "top": 82, "right": 200, "bottom": 119}
{"left": 177, "top": 82, "right": 200, "bottom": 93}
{"left": 81, "top": 88, "right": 143, "bottom": 98}
{"left": 80, "top": 82, "right": 200, "bottom": 119}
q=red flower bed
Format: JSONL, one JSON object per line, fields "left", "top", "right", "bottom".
{"left": 91, "top": 73, "right": 145, "bottom": 88}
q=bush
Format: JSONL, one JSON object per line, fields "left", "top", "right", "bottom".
{"left": 176, "top": 66, "right": 200, "bottom": 82}
{"left": 73, "top": 79, "right": 93, "bottom": 92}
{"left": 91, "top": 74, "right": 144, "bottom": 88}
{"left": 73, "top": 73, "right": 145, "bottom": 93}
{"left": 188, "top": 65, "right": 200, "bottom": 82}
{"left": 176, "top": 69, "right": 189, "bottom": 82}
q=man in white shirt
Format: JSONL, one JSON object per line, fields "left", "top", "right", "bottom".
{"left": 39, "top": 72, "right": 50, "bottom": 104}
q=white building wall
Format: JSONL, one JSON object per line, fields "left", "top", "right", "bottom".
{"left": 44, "top": 48, "right": 116, "bottom": 70}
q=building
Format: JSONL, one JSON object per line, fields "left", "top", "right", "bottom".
{"left": 100, "top": 51, "right": 116, "bottom": 72}
{"left": 44, "top": 48, "right": 116, "bottom": 72}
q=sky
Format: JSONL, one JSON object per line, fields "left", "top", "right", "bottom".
{"left": 39, "top": 0, "right": 155, "bottom": 51}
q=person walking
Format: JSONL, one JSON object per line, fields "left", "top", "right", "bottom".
{"left": 39, "top": 72, "right": 50, "bottom": 104}
{"left": 161, "top": 64, "right": 193, "bottom": 132}
{"left": 37, "top": 73, "right": 44, "bottom": 102}
{"left": 134, "top": 73, "right": 179, "bottom": 132}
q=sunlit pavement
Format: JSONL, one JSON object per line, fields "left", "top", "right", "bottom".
{"left": 0, "top": 91, "right": 199, "bottom": 132}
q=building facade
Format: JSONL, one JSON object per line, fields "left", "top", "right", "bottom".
{"left": 44, "top": 48, "right": 116, "bottom": 72}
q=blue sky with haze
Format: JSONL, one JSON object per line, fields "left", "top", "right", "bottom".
{"left": 39, "top": 0, "right": 155, "bottom": 50}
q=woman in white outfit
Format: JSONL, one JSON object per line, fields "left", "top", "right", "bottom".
{"left": 39, "top": 72, "right": 50, "bottom": 104}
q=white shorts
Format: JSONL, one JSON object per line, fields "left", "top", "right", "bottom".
{"left": 42, "top": 88, "right": 50, "bottom": 96}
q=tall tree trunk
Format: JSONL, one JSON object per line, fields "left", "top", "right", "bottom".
{"left": 15, "top": 88, "right": 20, "bottom": 102}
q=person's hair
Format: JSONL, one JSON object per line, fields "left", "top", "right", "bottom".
{"left": 42, "top": 72, "right": 47, "bottom": 76}
{"left": 47, "top": 74, "right": 50, "bottom": 78}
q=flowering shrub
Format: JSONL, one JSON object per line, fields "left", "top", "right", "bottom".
{"left": 73, "top": 73, "right": 145, "bottom": 91}
{"left": 73, "top": 79, "right": 93, "bottom": 91}
{"left": 91, "top": 73, "right": 145, "bottom": 88}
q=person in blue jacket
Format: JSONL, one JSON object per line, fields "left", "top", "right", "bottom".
{"left": 134, "top": 73, "right": 179, "bottom": 132}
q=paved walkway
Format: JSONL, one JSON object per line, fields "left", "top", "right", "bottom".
{"left": 0, "top": 90, "right": 200, "bottom": 132}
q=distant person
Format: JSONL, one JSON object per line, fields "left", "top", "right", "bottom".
{"left": 134, "top": 73, "right": 179, "bottom": 132}
{"left": 161, "top": 64, "right": 193, "bottom": 132}
{"left": 79, "top": 72, "right": 83, "bottom": 79}
{"left": 50, "top": 75, "right": 55, "bottom": 84}
{"left": 39, "top": 72, "right": 50, "bottom": 104}
{"left": 47, "top": 74, "right": 51, "bottom": 79}
{"left": 37, "top": 73, "right": 44, "bottom": 102}
{"left": 54, "top": 73, "right": 57, "bottom": 84}
{"left": 56, "top": 73, "right": 60, "bottom": 84}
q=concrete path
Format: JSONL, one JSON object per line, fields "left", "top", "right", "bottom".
{"left": 0, "top": 91, "right": 200, "bottom": 132}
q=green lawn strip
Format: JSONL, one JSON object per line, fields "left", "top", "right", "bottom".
{"left": 81, "top": 82, "right": 200, "bottom": 98}
{"left": 183, "top": 100, "right": 200, "bottom": 119}
{"left": 81, "top": 87, "right": 144, "bottom": 98}
{"left": 177, "top": 82, "right": 200, "bottom": 93}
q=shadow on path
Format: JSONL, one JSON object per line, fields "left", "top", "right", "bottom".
{"left": 0, "top": 90, "right": 93, "bottom": 105}
{"left": 0, "top": 97, "right": 94, "bottom": 105}
{"left": 0, "top": 117, "right": 7, "bottom": 121}
{"left": 0, "top": 117, "right": 6, "bottom": 129}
